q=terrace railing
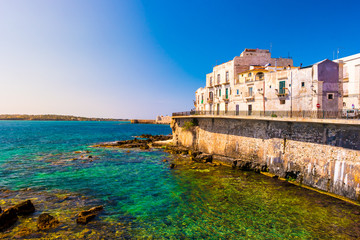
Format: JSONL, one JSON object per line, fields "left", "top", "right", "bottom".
{"left": 172, "top": 110, "right": 360, "bottom": 119}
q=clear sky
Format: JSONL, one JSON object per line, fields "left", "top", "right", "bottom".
{"left": 0, "top": 0, "right": 359, "bottom": 119}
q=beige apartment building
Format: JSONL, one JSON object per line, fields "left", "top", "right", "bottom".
{"left": 194, "top": 48, "right": 293, "bottom": 113}
{"left": 195, "top": 48, "right": 346, "bottom": 117}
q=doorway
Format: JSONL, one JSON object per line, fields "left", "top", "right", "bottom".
{"left": 248, "top": 105, "right": 252, "bottom": 116}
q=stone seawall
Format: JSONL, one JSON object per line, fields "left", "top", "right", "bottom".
{"left": 171, "top": 116, "right": 360, "bottom": 201}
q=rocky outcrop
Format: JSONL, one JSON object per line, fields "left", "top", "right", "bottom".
{"left": 37, "top": 213, "right": 59, "bottom": 230}
{"left": 92, "top": 134, "right": 172, "bottom": 150}
{"left": 76, "top": 206, "right": 103, "bottom": 224}
{"left": 11, "top": 200, "right": 35, "bottom": 215}
{"left": 92, "top": 139, "right": 150, "bottom": 148}
{"left": 136, "top": 134, "right": 172, "bottom": 141}
{"left": 0, "top": 207, "right": 18, "bottom": 231}
{"left": 164, "top": 145, "right": 190, "bottom": 155}
{"left": 194, "top": 153, "right": 213, "bottom": 163}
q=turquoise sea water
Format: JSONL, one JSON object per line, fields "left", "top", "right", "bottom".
{"left": 1, "top": 121, "right": 360, "bottom": 239}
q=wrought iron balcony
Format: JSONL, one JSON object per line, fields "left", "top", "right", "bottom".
{"left": 275, "top": 88, "right": 289, "bottom": 97}
{"left": 244, "top": 92, "right": 254, "bottom": 100}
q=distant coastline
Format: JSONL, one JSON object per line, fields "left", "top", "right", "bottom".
{"left": 0, "top": 114, "right": 128, "bottom": 121}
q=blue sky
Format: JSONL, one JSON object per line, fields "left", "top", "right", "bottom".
{"left": 0, "top": 0, "right": 359, "bottom": 119}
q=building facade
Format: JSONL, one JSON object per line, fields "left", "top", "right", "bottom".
{"left": 194, "top": 48, "right": 293, "bottom": 113}
{"left": 335, "top": 53, "right": 360, "bottom": 110}
{"left": 195, "top": 48, "right": 344, "bottom": 116}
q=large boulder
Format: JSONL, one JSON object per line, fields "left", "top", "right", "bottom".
{"left": 76, "top": 206, "right": 103, "bottom": 224}
{"left": 0, "top": 207, "right": 18, "bottom": 231}
{"left": 12, "top": 200, "right": 35, "bottom": 215}
{"left": 37, "top": 213, "right": 59, "bottom": 230}
{"left": 194, "top": 153, "right": 213, "bottom": 163}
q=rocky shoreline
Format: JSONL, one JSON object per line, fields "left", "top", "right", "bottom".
{"left": 0, "top": 134, "right": 173, "bottom": 238}
{"left": 91, "top": 134, "right": 173, "bottom": 150}
{"left": 92, "top": 134, "right": 360, "bottom": 206}
{"left": 0, "top": 194, "right": 105, "bottom": 236}
{"left": 0, "top": 189, "right": 126, "bottom": 239}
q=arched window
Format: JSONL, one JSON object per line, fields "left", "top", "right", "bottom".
{"left": 256, "top": 72, "right": 264, "bottom": 80}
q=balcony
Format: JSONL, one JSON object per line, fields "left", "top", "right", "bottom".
{"left": 245, "top": 77, "right": 254, "bottom": 83}
{"left": 275, "top": 88, "right": 289, "bottom": 99}
{"left": 222, "top": 95, "right": 229, "bottom": 101}
{"left": 207, "top": 97, "right": 214, "bottom": 103}
{"left": 244, "top": 92, "right": 254, "bottom": 101}
{"left": 222, "top": 80, "right": 230, "bottom": 85}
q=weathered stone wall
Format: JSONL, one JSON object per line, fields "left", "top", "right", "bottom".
{"left": 172, "top": 116, "right": 360, "bottom": 201}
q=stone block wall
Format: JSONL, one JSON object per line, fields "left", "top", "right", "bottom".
{"left": 172, "top": 117, "right": 360, "bottom": 201}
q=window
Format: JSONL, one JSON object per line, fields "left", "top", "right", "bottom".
{"left": 219, "top": 89, "right": 221, "bottom": 97}
{"left": 236, "top": 89, "right": 239, "bottom": 95}
{"left": 248, "top": 87, "right": 253, "bottom": 96}
{"left": 210, "top": 77, "right": 213, "bottom": 86}
{"left": 256, "top": 72, "right": 264, "bottom": 80}
{"left": 226, "top": 72, "right": 229, "bottom": 82}
{"left": 279, "top": 80, "right": 286, "bottom": 94}
{"left": 217, "top": 74, "right": 220, "bottom": 84}
{"left": 301, "top": 82, "right": 305, "bottom": 87}
{"left": 225, "top": 88, "right": 228, "bottom": 99}
{"left": 280, "top": 100, "right": 286, "bottom": 104}
{"left": 201, "top": 94, "right": 204, "bottom": 104}
{"left": 327, "top": 93, "right": 334, "bottom": 100}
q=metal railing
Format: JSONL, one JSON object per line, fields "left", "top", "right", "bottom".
{"left": 172, "top": 110, "right": 360, "bottom": 119}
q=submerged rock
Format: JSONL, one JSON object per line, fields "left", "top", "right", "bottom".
{"left": 76, "top": 206, "right": 103, "bottom": 224}
{"left": 139, "top": 144, "right": 150, "bottom": 150}
{"left": 0, "top": 207, "right": 18, "bottom": 231}
{"left": 12, "top": 200, "right": 35, "bottom": 215}
{"left": 37, "top": 213, "right": 59, "bottom": 230}
{"left": 170, "top": 163, "right": 176, "bottom": 169}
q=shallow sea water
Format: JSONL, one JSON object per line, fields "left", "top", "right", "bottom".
{"left": 0, "top": 121, "right": 360, "bottom": 239}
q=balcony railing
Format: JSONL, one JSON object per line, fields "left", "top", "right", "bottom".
{"left": 207, "top": 98, "right": 214, "bottom": 103}
{"left": 222, "top": 81, "right": 230, "bottom": 85}
{"left": 173, "top": 110, "right": 358, "bottom": 119}
{"left": 245, "top": 77, "right": 254, "bottom": 82}
{"left": 275, "top": 88, "right": 289, "bottom": 97}
{"left": 222, "top": 95, "right": 229, "bottom": 101}
{"left": 244, "top": 92, "right": 254, "bottom": 100}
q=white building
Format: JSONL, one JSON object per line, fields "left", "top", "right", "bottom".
{"left": 194, "top": 48, "right": 293, "bottom": 113}
{"left": 335, "top": 53, "right": 360, "bottom": 109}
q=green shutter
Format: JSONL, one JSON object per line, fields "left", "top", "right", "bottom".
{"left": 279, "top": 81, "right": 285, "bottom": 94}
